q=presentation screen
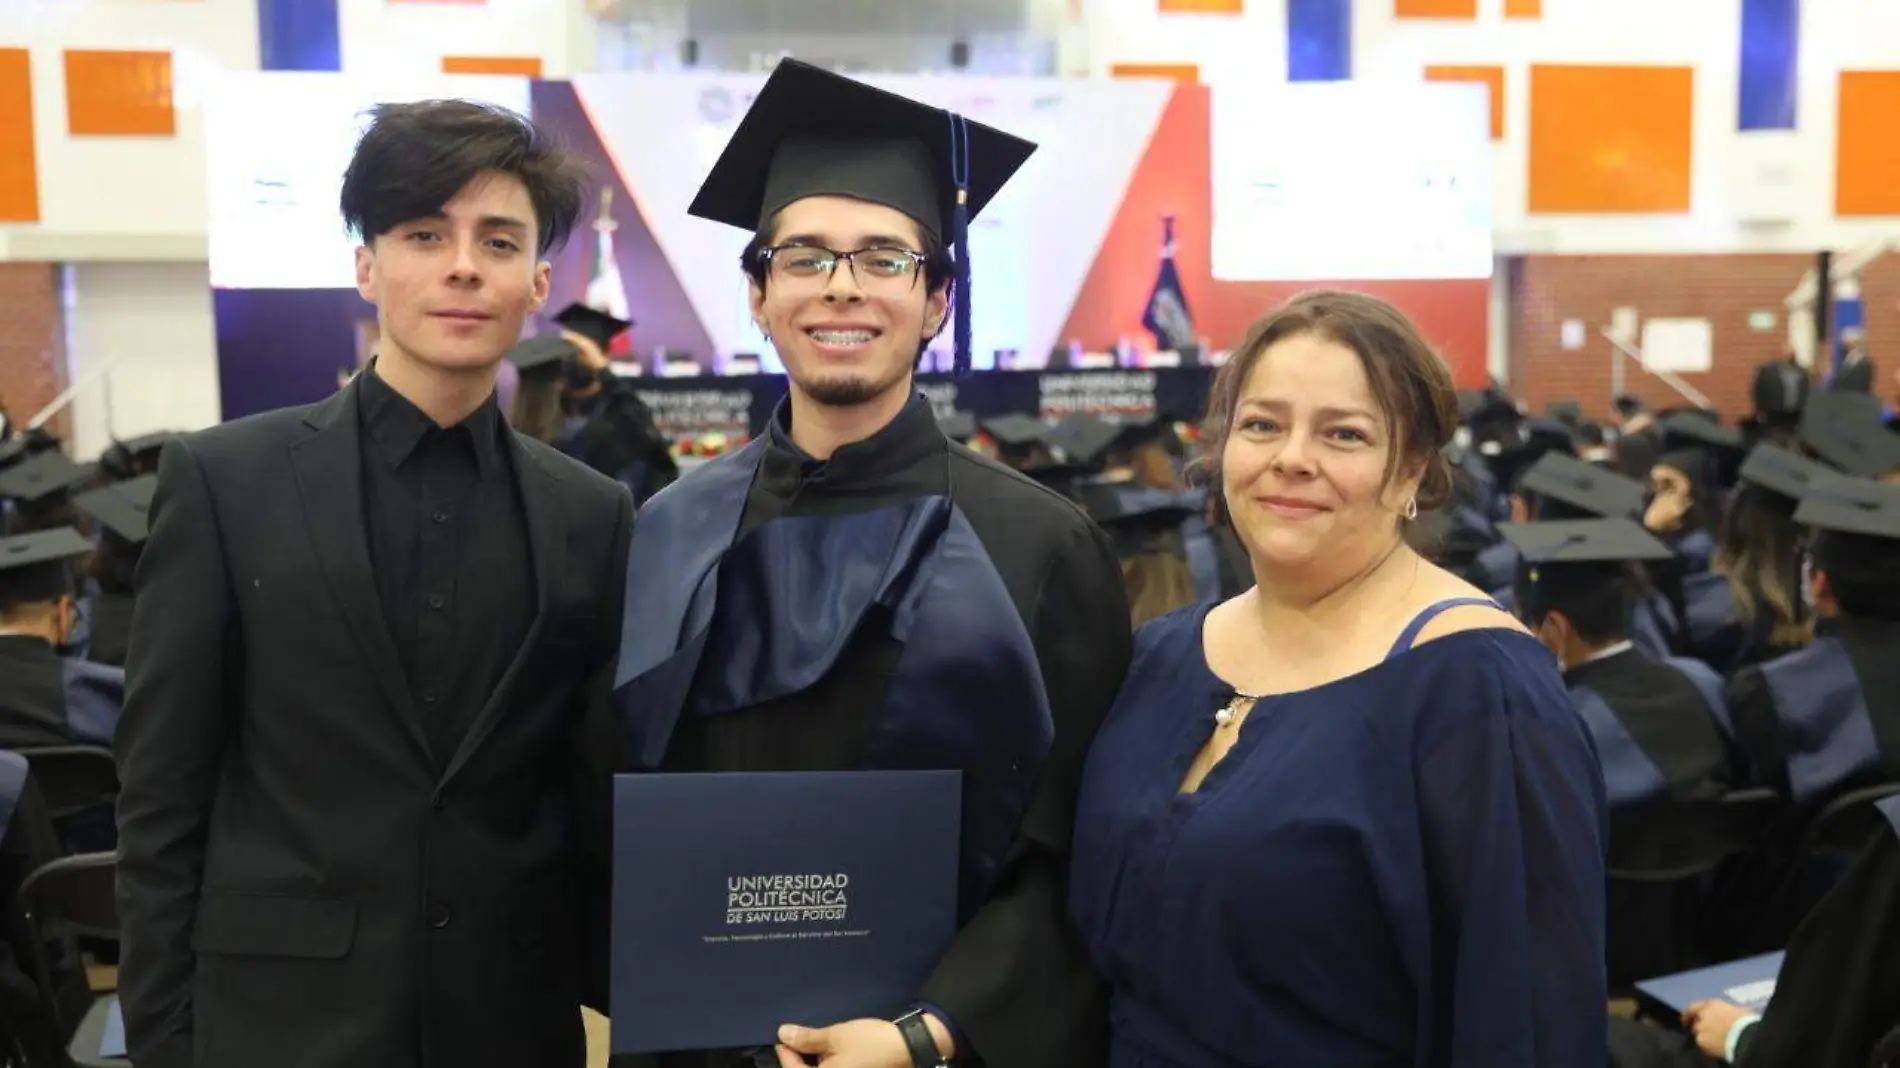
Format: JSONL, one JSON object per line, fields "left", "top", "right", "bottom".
{"left": 205, "top": 73, "right": 533, "bottom": 290}
{"left": 1210, "top": 80, "right": 1493, "bottom": 282}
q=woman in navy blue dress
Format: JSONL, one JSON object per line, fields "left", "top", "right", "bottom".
{"left": 1071, "top": 292, "right": 1609, "bottom": 1068}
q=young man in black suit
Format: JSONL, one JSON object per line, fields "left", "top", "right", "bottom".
{"left": 114, "top": 101, "right": 634, "bottom": 1068}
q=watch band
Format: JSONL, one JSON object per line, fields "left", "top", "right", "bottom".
{"left": 893, "top": 1009, "right": 948, "bottom": 1068}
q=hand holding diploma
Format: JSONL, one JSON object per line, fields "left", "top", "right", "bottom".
{"left": 774, "top": 1013, "right": 955, "bottom": 1068}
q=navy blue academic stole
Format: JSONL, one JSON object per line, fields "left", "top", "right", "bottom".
{"left": 614, "top": 438, "right": 1054, "bottom": 914}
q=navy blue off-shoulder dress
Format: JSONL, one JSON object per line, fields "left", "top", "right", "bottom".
{"left": 1070, "top": 599, "right": 1609, "bottom": 1068}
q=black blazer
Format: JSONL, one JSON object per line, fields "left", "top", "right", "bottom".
{"left": 114, "top": 380, "right": 633, "bottom": 1068}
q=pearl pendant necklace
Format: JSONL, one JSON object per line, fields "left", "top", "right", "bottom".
{"left": 1215, "top": 691, "right": 1264, "bottom": 727}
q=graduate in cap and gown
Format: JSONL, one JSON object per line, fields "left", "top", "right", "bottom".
{"left": 611, "top": 60, "right": 1132, "bottom": 1068}
{"left": 1071, "top": 480, "right": 1200, "bottom": 627}
{"left": 977, "top": 414, "right": 1054, "bottom": 472}
{"left": 70, "top": 474, "right": 156, "bottom": 668}
{"left": 1685, "top": 446, "right": 1824, "bottom": 674}
{"left": 0, "top": 527, "right": 125, "bottom": 750}
{"left": 100, "top": 430, "right": 182, "bottom": 483}
{"left": 1605, "top": 794, "right": 1900, "bottom": 1068}
{"left": 1502, "top": 517, "right": 1739, "bottom": 984}
{"left": 1466, "top": 419, "right": 1580, "bottom": 593}
{"left": 1728, "top": 478, "right": 1900, "bottom": 807}
{"left": 1499, "top": 452, "right": 1686, "bottom": 656}
{"left": 508, "top": 305, "right": 679, "bottom": 505}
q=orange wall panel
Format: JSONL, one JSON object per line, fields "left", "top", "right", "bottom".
{"left": 1110, "top": 63, "right": 1201, "bottom": 84}
{"left": 1157, "top": 0, "right": 1242, "bottom": 12}
{"left": 1426, "top": 64, "right": 1505, "bottom": 140}
{"left": 1528, "top": 64, "right": 1694, "bottom": 214}
{"left": 1505, "top": 0, "right": 1541, "bottom": 16}
{"left": 0, "top": 49, "right": 37, "bottom": 222}
{"left": 64, "top": 49, "right": 175, "bottom": 136}
{"left": 1395, "top": 0, "right": 1478, "bottom": 17}
{"left": 1836, "top": 71, "right": 1900, "bottom": 216}
{"left": 441, "top": 55, "right": 544, "bottom": 78}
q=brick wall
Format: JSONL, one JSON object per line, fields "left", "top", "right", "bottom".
{"left": 1511, "top": 252, "right": 1900, "bottom": 422}
{"left": 0, "top": 263, "right": 67, "bottom": 439}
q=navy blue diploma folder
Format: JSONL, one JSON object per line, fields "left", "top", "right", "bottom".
{"left": 1634, "top": 951, "right": 1785, "bottom": 1020}
{"left": 611, "top": 770, "right": 961, "bottom": 1054}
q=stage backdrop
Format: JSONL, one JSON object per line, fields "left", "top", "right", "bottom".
{"left": 208, "top": 71, "right": 1491, "bottom": 420}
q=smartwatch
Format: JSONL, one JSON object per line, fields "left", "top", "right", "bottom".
{"left": 892, "top": 1009, "right": 949, "bottom": 1068}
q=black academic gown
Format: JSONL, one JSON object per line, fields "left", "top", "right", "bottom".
{"left": 1606, "top": 797, "right": 1900, "bottom": 1068}
{"left": 0, "top": 635, "right": 123, "bottom": 750}
{"left": 615, "top": 394, "right": 1133, "bottom": 1068}
{"left": 83, "top": 589, "right": 135, "bottom": 668}
{"left": 559, "top": 371, "right": 678, "bottom": 506}
{"left": 1728, "top": 616, "right": 1900, "bottom": 805}
{"left": 1565, "top": 647, "right": 1739, "bottom": 985}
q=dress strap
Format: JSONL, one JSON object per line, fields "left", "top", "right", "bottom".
{"left": 1384, "top": 597, "right": 1502, "bottom": 661}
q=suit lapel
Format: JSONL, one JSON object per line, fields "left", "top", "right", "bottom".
{"left": 288, "top": 382, "right": 435, "bottom": 765}
{"left": 439, "top": 430, "right": 559, "bottom": 786}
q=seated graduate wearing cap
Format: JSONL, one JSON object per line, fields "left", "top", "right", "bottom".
{"left": 611, "top": 60, "right": 1133, "bottom": 1068}
{"left": 1727, "top": 479, "right": 1900, "bottom": 808}
{"left": 69, "top": 475, "right": 156, "bottom": 668}
{"left": 1503, "top": 519, "right": 1741, "bottom": 985}
{"left": 1464, "top": 419, "right": 1579, "bottom": 593}
{"left": 1496, "top": 453, "right": 1687, "bottom": 658}
{"left": 1646, "top": 445, "right": 1725, "bottom": 577}
{"left": 0, "top": 528, "right": 126, "bottom": 750}
{"left": 1605, "top": 795, "right": 1900, "bottom": 1068}
{"left": 1684, "top": 447, "right": 1824, "bottom": 674}
{"left": 1071, "top": 481, "right": 1201, "bottom": 627}
{"left": 515, "top": 304, "right": 680, "bottom": 506}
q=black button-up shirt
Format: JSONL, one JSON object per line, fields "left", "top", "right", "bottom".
{"left": 358, "top": 369, "right": 534, "bottom": 763}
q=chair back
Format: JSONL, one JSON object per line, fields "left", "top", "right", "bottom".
{"left": 13, "top": 748, "right": 118, "bottom": 823}
{"left": 1802, "top": 783, "right": 1900, "bottom": 861}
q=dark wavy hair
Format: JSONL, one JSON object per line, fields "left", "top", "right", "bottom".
{"left": 340, "top": 100, "right": 589, "bottom": 255}
{"left": 1195, "top": 291, "right": 1460, "bottom": 528}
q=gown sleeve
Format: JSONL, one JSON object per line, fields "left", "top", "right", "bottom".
{"left": 1732, "top": 821, "right": 1900, "bottom": 1068}
{"left": 1724, "top": 665, "right": 1785, "bottom": 794}
{"left": 916, "top": 520, "right": 1133, "bottom": 1068}
{"left": 1414, "top": 642, "right": 1609, "bottom": 1068}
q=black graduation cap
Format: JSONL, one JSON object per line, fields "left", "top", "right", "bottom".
{"left": 1546, "top": 400, "right": 1584, "bottom": 426}
{"left": 1047, "top": 414, "right": 1124, "bottom": 470}
{"left": 981, "top": 414, "right": 1049, "bottom": 449}
{"left": 1801, "top": 391, "right": 1900, "bottom": 479}
{"left": 1518, "top": 452, "right": 1646, "bottom": 518}
{"left": 1737, "top": 444, "right": 1843, "bottom": 503}
{"left": 1111, "top": 418, "right": 1185, "bottom": 458}
{"left": 110, "top": 430, "right": 179, "bottom": 465}
{"left": 1490, "top": 419, "right": 1579, "bottom": 493}
{"left": 1458, "top": 389, "right": 1519, "bottom": 429}
{"left": 686, "top": 58, "right": 1037, "bottom": 377}
{"left": 0, "top": 428, "right": 60, "bottom": 471}
{"left": 1795, "top": 478, "right": 1900, "bottom": 540}
{"left": 1499, "top": 517, "right": 1675, "bottom": 566}
{"left": 72, "top": 475, "right": 157, "bottom": 545}
{"left": 552, "top": 304, "right": 631, "bottom": 353}
{"left": 936, "top": 411, "right": 977, "bottom": 443}
{"left": 506, "top": 334, "right": 580, "bottom": 375}
{"left": 0, "top": 526, "right": 90, "bottom": 603}
{"left": 1073, "top": 481, "right": 1196, "bottom": 557}
{"left": 1660, "top": 411, "right": 1744, "bottom": 451}
{"left": 0, "top": 449, "right": 89, "bottom": 504}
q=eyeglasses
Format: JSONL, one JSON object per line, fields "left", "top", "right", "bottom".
{"left": 759, "top": 245, "right": 927, "bottom": 291}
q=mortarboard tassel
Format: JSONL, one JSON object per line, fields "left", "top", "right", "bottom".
{"left": 948, "top": 112, "right": 973, "bottom": 378}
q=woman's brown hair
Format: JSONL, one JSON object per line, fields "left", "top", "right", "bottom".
{"left": 1195, "top": 291, "right": 1460, "bottom": 525}
{"left": 508, "top": 373, "right": 568, "bottom": 445}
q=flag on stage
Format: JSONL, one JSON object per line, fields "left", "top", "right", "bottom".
{"left": 586, "top": 186, "right": 634, "bottom": 355}
{"left": 1142, "top": 215, "right": 1196, "bottom": 354}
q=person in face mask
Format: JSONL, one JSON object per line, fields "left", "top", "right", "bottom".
{"left": 0, "top": 527, "right": 124, "bottom": 749}
{"left": 1502, "top": 517, "right": 1740, "bottom": 986}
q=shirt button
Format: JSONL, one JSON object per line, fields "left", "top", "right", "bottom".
{"left": 432, "top": 510, "right": 449, "bottom": 524}
{"left": 426, "top": 900, "right": 451, "bottom": 929}
{"left": 428, "top": 594, "right": 446, "bottom": 610}
{"left": 422, "top": 689, "right": 438, "bottom": 705}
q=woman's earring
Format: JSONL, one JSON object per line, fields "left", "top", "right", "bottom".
{"left": 1404, "top": 497, "right": 1419, "bottom": 522}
